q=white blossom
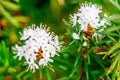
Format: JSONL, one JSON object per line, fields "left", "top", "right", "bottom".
{"left": 92, "top": 32, "right": 102, "bottom": 42}
{"left": 13, "top": 24, "right": 62, "bottom": 72}
{"left": 71, "top": 3, "right": 110, "bottom": 42}
{"left": 83, "top": 41, "right": 87, "bottom": 46}
{"left": 72, "top": 33, "right": 80, "bottom": 39}
{"left": 38, "top": 57, "right": 53, "bottom": 67}
{"left": 70, "top": 14, "right": 78, "bottom": 27}
{"left": 25, "top": 60, "right": 39, "bottom": 73}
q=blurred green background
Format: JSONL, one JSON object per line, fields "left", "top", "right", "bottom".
{"left": 0, "top": 0, "right": 120, "bottom": 80}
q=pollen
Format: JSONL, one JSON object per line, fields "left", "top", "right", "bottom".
{"left": 34, "top": 47, "right": 43, "bottom": 59}
{"left": 85, "top": 24, "right": 95, "bottom": 37}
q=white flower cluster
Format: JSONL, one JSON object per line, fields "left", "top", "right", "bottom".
{"left": 71, "top": 3, "right": 110, "bottom": 43}
{"left": 13, "top": 24, "right": 62, "bottom": 72}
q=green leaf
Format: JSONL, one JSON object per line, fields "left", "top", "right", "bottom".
{"left": 46, "top": 68, "right": 51, "bottom": 80}
{"left": 0, "top": 5, "right": 20, "bottom": 27}
{"left": 56, "top": 77, "right": 69, "bottom": 80}
{"left": 108, "top": 0, "right": 120, "bottom": 11}
{"left": 69, "top": 52, "right": 82, "bottom": 78}
{"left": 86, "top": 48, "right": 90, "bottom": 64}
{"left": 84, "top": 59, "right": 89, "bottom": 80}
{"left": 90, "top": 54, "right": 105, "bottom": 70}
{"left": 0, "top": 74, "right": 3, "bottom": 80}
{"left": 106, "top": 25, "right": 120, "bottom": 34}
{"left": 63, "top": 19, "right": 76, "bottom": 32}
{"left": 107, "top": 52, "right": 120, "bottom": 75}
{"left": 108, "top": 15, "right": 120, "bottom": 21}
{"left": 53, "top": 58, "right": 72, "bottom": 71}
{"left": 110, "top": 50, "right": 120, "bottom": 58}
{"left": 89, "top": 71, "right": 96, "bottom": 80}
{"left": 60, "top": 44, "right": 76, "bottom": 53}
{"left": 0, "top": 59, "right": 9, "bottom": 73}
{"left": 2, "top": 41, "right": 8, "bottom": 58}
{"left": 17, "top": 70, "right": 27, "bottom": 79}
{"left": 108, "top": 39, "right": 120, "bottom": 55}
{"left": 2, "top": 1, "right": 20, "bottom": 11}
{"left": 77, "top": 42, "right": 83, "bottom": 52}
{"left": 106, "top": 34, "right": 117, "bottom": 43}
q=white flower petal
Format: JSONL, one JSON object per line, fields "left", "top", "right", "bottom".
{"left": 72, "top": 33, "right": 80, "bottom": 39}
{"left": 13, "top": 24, "right": 62, "bottom": 72}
